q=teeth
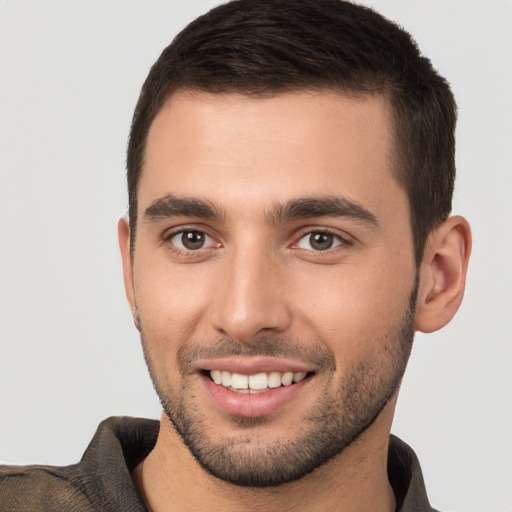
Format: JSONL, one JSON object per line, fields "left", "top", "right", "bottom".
{"left": 211, "top": 370, "right": 222, "bottom": 385}
{"left": 293, "top": 371, "right": 307, "bottom": 383}
{"left": 221, "top": 371, "right": 231, "bottom": 387}
{"left": 231, "top": 373, "right": 249, "bottom": 389}
{"left": 281, "top": 372, "right": 293, "bottom": 386}
{"left": 249, "top": 373, "right": 267, "bottom": 390}
{"left": 209, "top": 370, "right": 308, "bottom": 391}
{"left": 267, "top": 371, "right": 282, "bottom": 388}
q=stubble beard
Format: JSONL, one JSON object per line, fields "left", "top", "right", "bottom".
{"left": 138, "top": 283, "right": 417, "bottom": 488}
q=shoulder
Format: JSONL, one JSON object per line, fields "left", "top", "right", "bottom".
{"left": 0, "top": 463, "right": 96, "bottom": 512}
{"left": 0, "top": 416, "right": 158, "bottom": 512}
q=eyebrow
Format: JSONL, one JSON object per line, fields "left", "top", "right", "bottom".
{"left": 268, "top": 196, "right": 379, "bottom": 227}
{"left": 143, "top": 194, "right": 225, "bottom": 222}
{"left": 143, "top": 193, "right": 378, "bottom": 228}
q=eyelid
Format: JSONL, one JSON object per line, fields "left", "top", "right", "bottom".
{"left": 162, "top": 225, "right": 222, "bottom": 255}
{"left": 291, "top": 226, "right": 353, "bottom": 251}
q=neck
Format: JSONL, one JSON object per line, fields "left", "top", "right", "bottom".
{"left": 133, "top": 405, "right": 397, "bottom": 512}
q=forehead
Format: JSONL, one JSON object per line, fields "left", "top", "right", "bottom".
{"left": 139, "top": 90, "right": 403, "bottom": 219}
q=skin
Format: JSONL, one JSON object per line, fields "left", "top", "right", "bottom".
{"left": 119, "top": 90, "right": 471, "bottom": 512}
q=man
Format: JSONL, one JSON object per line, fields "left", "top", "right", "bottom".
{"left": 0, "top": 0, "right": 472, "bottom": 510}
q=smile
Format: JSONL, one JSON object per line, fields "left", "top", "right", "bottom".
{"left": 210, "top": 370, "right": 308, "bottom": 393}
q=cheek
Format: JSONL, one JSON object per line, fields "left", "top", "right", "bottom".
{"left": 292, "top": 260, "right": 415, "bottom": 360}
{"left": 133, "top": 257, "right": 213, "bottom": 343}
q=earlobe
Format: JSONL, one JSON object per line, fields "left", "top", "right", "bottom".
{"left": 118, "top": 217, "right": 138, "bottom": 329}
{"left": 415, "top": 216, "right": 472, "bottom": 333}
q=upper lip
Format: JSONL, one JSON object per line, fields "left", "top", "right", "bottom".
{"left": 195, "top": 356, "right": 315, "bottom": 375}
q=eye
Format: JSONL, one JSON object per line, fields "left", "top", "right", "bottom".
{"left": 169, "top": 230, "right": 218, "bottom": 251}
{"left": 295, "top": 231, "right": 344, "bottom": 251}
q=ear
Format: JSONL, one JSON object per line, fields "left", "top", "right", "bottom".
{"left": 118, "top": 217, "right": 139, "bottom": 330}
{"left": 415, "top": 216, "right": 472, "bottom": 333}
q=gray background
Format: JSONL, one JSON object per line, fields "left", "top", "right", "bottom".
{"left": 1, "top": 1, "right": 511, "bottom": 511}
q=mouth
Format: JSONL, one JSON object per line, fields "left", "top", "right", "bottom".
{"left": 197, "top": 360, "right": 316, "bottom": 417}
{"left": 205, "top": 369, "right": 311, "bottom": 394}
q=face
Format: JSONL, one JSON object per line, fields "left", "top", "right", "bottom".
{"left": 123, "top": 90, "right": 418, "bottom": 486}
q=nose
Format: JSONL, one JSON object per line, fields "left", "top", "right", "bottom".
{"left": 209, "top": 245, "right": 292, "bottom": 342}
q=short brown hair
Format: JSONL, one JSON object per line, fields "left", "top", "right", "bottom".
{"left": 127, "top": 0, "right": 456, "bottom": 264}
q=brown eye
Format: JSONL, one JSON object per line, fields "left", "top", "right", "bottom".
{"left": 170, "top": 230, "right": 216, "bottom": 251}
{"left": 309, "top": 232, "right": 334, "bottom": 250}
{"left": 296, "top": 231, "right": 343, "bottom": 251}
{"left": 182, "top": 231, "right": 205, "bottom": 249}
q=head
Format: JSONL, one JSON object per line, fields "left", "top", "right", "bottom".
{"left": 120, "top": 0, "right": 470, "bottom": 489}
{"left": 127, "top": 0, "right": 457, "bottom": 266}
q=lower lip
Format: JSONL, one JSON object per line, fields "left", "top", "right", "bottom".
{"left": 200, "top": 374, "right": 312, "bottom": 417}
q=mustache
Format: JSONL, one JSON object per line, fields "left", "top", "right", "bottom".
{"left": 176, "top": 336, "right": 336, "bottom": 372}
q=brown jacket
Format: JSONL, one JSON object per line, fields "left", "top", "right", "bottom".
{"left": 0, "top": 417, "right": 439, "bottom": 511}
